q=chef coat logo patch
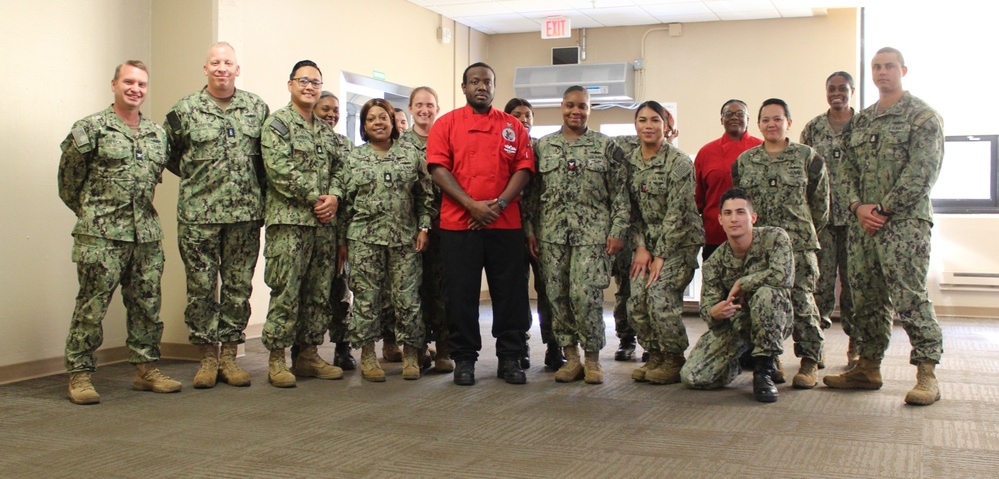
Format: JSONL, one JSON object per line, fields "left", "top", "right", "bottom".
{"left": 503, "top": 144, "right": 517, "bottom": 154}
{"left": 502, "top": 124, "right": 516, "bottom": 142}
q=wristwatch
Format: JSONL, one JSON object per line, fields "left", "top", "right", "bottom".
{"left": 496, "top": 197, "right": 509, "bottom": 210}
{"left": 418, "top": 226, "right": 430, "bottom": 234}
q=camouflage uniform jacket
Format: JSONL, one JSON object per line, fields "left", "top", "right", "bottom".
{"left": 58, "top": 105, "right": 168, "bottom": 243}
{"left": 261, "top": 104, "right": 341, "bottom": 227}
{"left": 841, "top": 92, "right": 943, "bottom": 223}
{"left": 627, "top": 142, "right": 704, "bottom": 259}
{"left": 332, "top": 141, "right": 434, "bottom": 247}
{"left": 615, "top": 135, "right": 641, "bottom": 158}
{"left": 700, "top": 226, "right": 794, "bottom": 326}
{"left": 164, "top": 87, "right": 269, "bottom": 225}
{"left": 732, "top": 140, "right": 829, "bottom": 251}
{"left": 527, "top": 128, "right": 630, "bottom": 245}
{"left": 399, "top": 129, "right": 441, "bottom": 224}
{"left": 800, "top": 109, "right": 854, "bottom": 227}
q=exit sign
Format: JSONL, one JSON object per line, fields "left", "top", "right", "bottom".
{"left": 542, "top": 17, "right": 571, "bottom": 39}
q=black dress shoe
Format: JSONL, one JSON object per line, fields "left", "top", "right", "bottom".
{"left": 519, "top": 343, "right": 531, "bottom": 369}
{"left": 333, "top": 343, "right": 356, "bottom": 371}
{"left": 453, "top": 360, "right": 475, "bottom": 386}
{"left": 615, "top": 336, "right": 637, "bottom": 361}
{"left": 498, "top": 358, "right": 527, "bottom": 385}
{"left": 544, "top": 343, "right": 566, "bottom": 370}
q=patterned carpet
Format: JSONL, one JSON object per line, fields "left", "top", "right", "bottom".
{"left": 0, "top": 304, "right": 996, "bottom": 478}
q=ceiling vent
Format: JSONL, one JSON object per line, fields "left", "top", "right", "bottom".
{"left": 513, "top": 62, "right": 635, "bottom": 108}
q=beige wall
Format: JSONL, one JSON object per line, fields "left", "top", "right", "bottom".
{"left": 0, "top": 0, "right": 154, "bottom": 375}
{"left": 1, "top": 2, "right": 994, "bottom": 380}
{"left": 488, "top": 9, "right": 860, "bottom": 153}
{"left": 0, "top": 0, "right": 485, "bottom": 380}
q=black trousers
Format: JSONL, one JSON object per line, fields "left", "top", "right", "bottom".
{"left": 439, "top": 228, "right": 530, "bottom": 362}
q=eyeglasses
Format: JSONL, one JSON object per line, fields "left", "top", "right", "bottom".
{"left": 292, "top": 77, "right": 323, "bottom": 88}
{"left": 723, "top": 111, "right": 748, "bottom": 119}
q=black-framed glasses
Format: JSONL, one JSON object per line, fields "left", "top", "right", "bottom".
{"left": 292, "top": 77, "right": 323, "bottom": 88}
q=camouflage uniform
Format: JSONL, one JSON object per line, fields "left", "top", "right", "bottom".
{"left": 841, "top": 92, "right": 944, "bottom": 365}
{"left": 332, "top": 141, "right": 435, "bottom": 348}
{"left": 681, "top": 226, "right": 794, "bottom": 389}
{"left": 327, "top": 131, "right": 355, "bottom": 345}
{"left": 58, "top": 106, "right": 169, "bottom": 372}
{"left": 800, "top": 110, "right": 855, "bottom": 333}
{"left": 164, "top": 87, "right": 269, "bottom": 346}
{"left": 397, "top": 129, "right": 448, "bottom": 347}
{"left": 626, "top": 142, "right": 704, "bottom": 355}
{"left": 260, "top": 104, "right": 341, "bottom": 350}
{"left": 521, "top": 138, "right": 554, "bottom": 345}
{"left": 612, "top": 135, "right": 642, "bottom": 340}
{"left": 732, "top": 141, "right": 829, "bottom": 362}
{"left": 528, "top": 129, "right": 630, "bottom": 352}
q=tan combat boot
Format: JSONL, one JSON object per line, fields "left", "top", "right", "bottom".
{"left": 632, "top": 351, "right": 665, "bottom": 382}
{"left": 132, "top": 362, "right": 182, "bottom": 393}
{"left": 554, "top": 345, "right": 584, "bottom": 383}
{"left": 583, "top": 351, "right": 603, "bottom": 384}
{"left": 293, "top": 345, "right": 344, "bottom": 380}
{"left": 434, "top": 340, "right": 454, "bottom": 373}
{"left": 772, "top": 356, "right": 786, "bottom": 384}
{"left": 904, "top": 362, "right": 941, "bottom": 406}
{"left": 822, "top": 358, "right": 883, "bottom": 389}
{"left": 218, "top": 342, "right": 251, "bottom": 387}
{"left": 645, "top": 353, "right": 686, "bottom": 385}
{"left": 360, "top": 343, "right": 386, "bottom": 382}
{"left": 268, "top": 349, "right": 296, "bottom": 388}
{"left": 792, "top": 358, "right": 819, "bottom": 389}
{"left": 382, "top": 338, "right": 402, "bottom": 362}
{"left": 402, "top": 344, "right": 421, "bottom": 380}
{"left": 68, "top": 372, "right": 100, "bottom": 405}
{"left": 193, "top": 343, "right": 219, "bottom": 389}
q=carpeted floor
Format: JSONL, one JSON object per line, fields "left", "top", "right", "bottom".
{"left": 1, "top": 303, "right": 996, "bottom": 479}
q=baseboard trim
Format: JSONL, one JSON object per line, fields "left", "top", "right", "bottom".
{"left": 1, "top": 342, "right": 206, "bottom": 386}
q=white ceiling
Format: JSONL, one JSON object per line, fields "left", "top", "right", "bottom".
{"left": 407, "top": 0, "right": 864, "bottom": 35}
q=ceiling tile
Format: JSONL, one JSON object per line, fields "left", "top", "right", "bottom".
{"left": 715, "top": 10, "right": 781, "bottom": 20}
{"left": 704, "top": 0, "right": 776, "bottom": 13}
{"left": 436, "top": 2, "right": 516, "bottom": 17}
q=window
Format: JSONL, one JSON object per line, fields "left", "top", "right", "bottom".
{"left": 931, "top": 135, "right": 999, "bottom": 213}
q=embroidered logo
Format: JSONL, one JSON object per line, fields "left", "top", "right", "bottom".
{"left": 502, "top": 124, "right": 516, "bottom": 142}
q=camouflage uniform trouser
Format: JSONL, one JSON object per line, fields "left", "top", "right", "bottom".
{"left": 348, "top": 240, "right": 425, "bottom": 348}
{"left": 178, "top": 221, "right": 260, "bottom": 345}
{"left": 65, "top": 235, "right": 164, "bottom": 372}
{"left": 680, "top": 286, "right": 792, "bottom": 389}
{"left": 421, "top": 228, "right": 448, "bottom": 346}
{"left": 790, "top": 250, "right": 824, "bottom": 362}
{"left": 261, "top": 225, "right": 335, "bottom": 350}
{"left": 540, "top": 242, "right": 611, "bottom": 353}
{"left": 816, "top": 224, "right": 853, "bottom": 334}
{"left": 528, "top": 255, "right": 554, "bottom": 344}
{"left": 627, "top": 250, "right": 696, "bottom": 355}
{"left": 612, "top": 246, "right": 635, "bottom": 339}
{"left": 847, "top": 219, "right": 943, "bottom": 365}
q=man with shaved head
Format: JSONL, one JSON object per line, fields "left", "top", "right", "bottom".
{"left": 164, "top": 42, "right": 270, "bottom": 389}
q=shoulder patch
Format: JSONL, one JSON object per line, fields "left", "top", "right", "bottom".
{"left": 270, "top": 118, "right": 290, "bottom": 137}
{"left": 672, "top": 157, "right": 693, "bottom": 181}
{"left": 71, "top": 126, "right": 92, "bottom": 153}
{"left": 166, "top": 111, "right": 181, "bottom": 132}
{"left": 808, "top": 155, "right": 824, "bottom": 175}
